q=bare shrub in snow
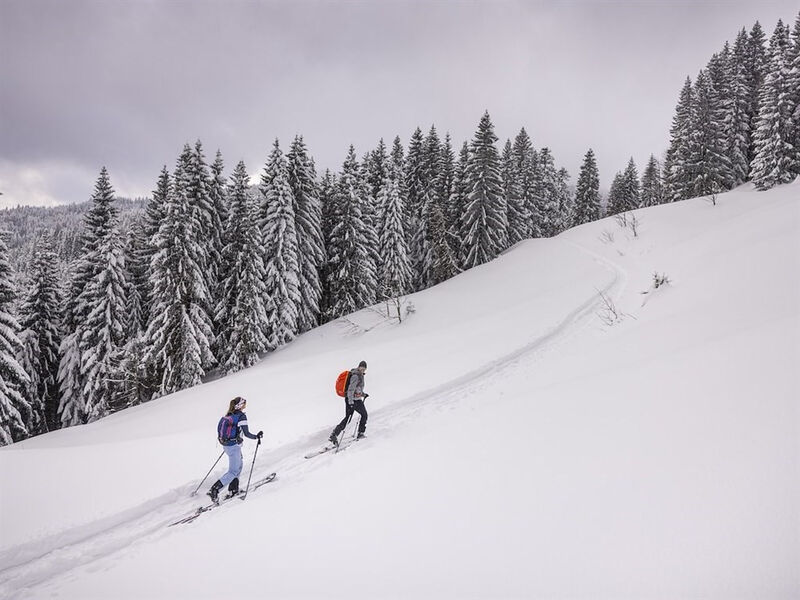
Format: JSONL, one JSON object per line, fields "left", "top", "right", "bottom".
{"left": 640, "top": 272, "right": 672, "bottom": 306}
{"left": 652, "top": 272, "right": 670, "bottom": 288}
{"left": 629, "top": 212, "right": 640, "bottom": 238}
{"left": 596, "top": 289, "right": 625, "bottom": 326}
{"left": 338, "top": 296, "right": 415, "bottom": 334}
{"left": 705, "top": 182, "right": 721, "bottom": 207}
{"left": 599, "top": 230, "right": 615, "bottom": 244}
{"left": 379, "top": 295, "right": 415, "bottom": 324}
{"left": 615, "top": 211, "right": 641, "bottom": 238}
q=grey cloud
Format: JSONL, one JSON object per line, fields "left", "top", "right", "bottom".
{"left": 1, "top": 0, "right": 797, "bottom": 207}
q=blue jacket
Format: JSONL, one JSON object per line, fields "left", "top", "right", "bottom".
{"left": 219, "top": 410, "right": 259, "bottom": 446}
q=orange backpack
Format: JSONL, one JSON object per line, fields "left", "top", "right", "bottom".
{"left": 335, "top": 370, "right": 351, "bottom": 397}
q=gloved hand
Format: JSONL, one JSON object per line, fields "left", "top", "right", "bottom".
{"left": 347, "top": 398, "right": 354, "bottom": 407}
{"left": 363, "top": 393, "right": 369, "bottom": 399}
{"left": 257, "top": 431, "right": 263, "bottom": 440}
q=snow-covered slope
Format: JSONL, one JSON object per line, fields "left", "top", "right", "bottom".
{"left": 1, "top": 182, "right": 797, "bottom": 599}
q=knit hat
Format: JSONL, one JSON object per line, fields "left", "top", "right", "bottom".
{"left": 358, "top": 360, "right": 367, "bottom": 369}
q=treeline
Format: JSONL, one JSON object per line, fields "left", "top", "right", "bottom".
{"left": 1, "top": 111, "right": 589, "bottom": 444}
{"left": 662, "top": 14, "right": 800, "bottom": 199}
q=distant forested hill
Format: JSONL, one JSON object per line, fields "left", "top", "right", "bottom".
{"left": 0, "top": 198, "right": 145, "bottom": 274}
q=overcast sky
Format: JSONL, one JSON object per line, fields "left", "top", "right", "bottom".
{"left": 1, "top": 0, "right": 796, "bottom": 208}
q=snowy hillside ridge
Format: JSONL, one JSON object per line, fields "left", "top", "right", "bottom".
{"left": 0, "top": 182, "right": 798, "bottom": 599}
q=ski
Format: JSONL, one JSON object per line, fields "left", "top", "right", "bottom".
{"left": 304, "top": 437, "right": 363, "bottom": 459}
{"left": 304, "top": 444, "right": 336, "bottom": 459}
{"left": 169, "top": 472, "right": 277, "bottom": 526}
{"left": 169, "top": 503, "right": 220, "bottom": 526}
{"left": 239, "top": 472, "right": 277, "bottom": 499}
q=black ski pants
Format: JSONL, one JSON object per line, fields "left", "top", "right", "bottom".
{"left": 333, "top": 398, "right": 367, "bottom": 436}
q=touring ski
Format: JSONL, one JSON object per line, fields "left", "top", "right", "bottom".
{"left": 303, "top": 437, "right": 364, "bottom": 459}
{"left": 239, "top": 471, "right": 277, "bottom": 500}
{"left": 169, "top": 472, "right": 277, "bottom": 526}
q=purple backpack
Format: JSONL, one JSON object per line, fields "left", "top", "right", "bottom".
{"left": 217, "top": 414, "right": 238, "bottom": 441}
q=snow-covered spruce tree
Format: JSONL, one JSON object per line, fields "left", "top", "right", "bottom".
{"left": 188, "top": 142, "right": 225, "bottom": 349}
{"left": 436, "top": 133, "right": 460, "bottom": 275}
{"left": 56, "top": 332, "right": 82, "bottom": 426}
{"left": 728, "top": 29, "right": 755, "bottom": 185}
{"left": 640, "top": 155, "right": 664, "bottom": 207}
{"left": 319, "top": 169, "right": 338, "bottom": 319}
{"left": 18, "top": 234, "right": 62, "bottom": 434}
{"left": 512, "top": 128, "right": 535, "bottom": 240}
{"left": 707, "top": 45, "right": 739, "bottom": 191}
{"left": 705, "top": 46, "right": 730, "bottom": 96}
{"left": 663, "top": 77, "right": 694, "bottom": 202}
{"left": 688, "top": 69, "right": 733, "bottom": 196}
{"left": 415, "top": 127, "right": 459, "bottom": 288}
{"left": 390, "top": 135, "right": 406, "bottom": 198}
{"left": 57, "top": 167, "right": 117, "bottom": 426}
{"left": 145, "top": 147, "right": 215, "bottom": 397}
{"left": 210, "top": 150, "right": 230, "bottom": 231}
{"left": 208, "top": 149, "right": 229, "bottom": 304}
{"left": 461, "top": 111, "right": 507, "bottom": 268}
{"left": 123, "top": 222, "right": 148, "bottom": 338}
{"left": 449, "top": 142, "right": 471, "bottom": 268}
{"left": 404, "top": 127, "right": 426, "bottom": 220}
{"left": 260, "top": 140, "right": 301, "bottom": 350}
{"left": 325, "top": 146, "right": 379, "bottom": 319}
{"left": 605, "top": 171, "right": 625, "bottom": 216}
{"left": 404, "top": 127, "right": 426, "bottom": 283}
{"left": 789, "top": 13, "right": 800, "bottom": 173}
{"left": 574, "top": 148, "right": 602, "bottom": 225}
{"left": 502, "top": 139, "right": 527, "bottom": 245}
{"left": 215, "top": 161, "right": 269, "bottom": 374}
{"left": 419, "top": 186, "right": 459, "bottom": 288}
{"left": 108, "top": 223, "right": 157, "bottom": 413}
{"left": 746, "top": 21, "right": 769, "bottom": 166}
{"left": 0, "top": 231, "right": 31, "bottom": 445}
{"left": 436, "top": 133, "right": 456, "bottom": 220}
{"left": 535, "top": 148, "right": 561, "bottom": 238}
{"left": 108, "top": 333, "right": 157, "bottom": 412}
{"left": 366, "top": 138, "right": 390, "bottom": 210}
{"left": 140, "top": 167, "right": 170, "bottom": 322}
{"left": 423, "top": 126, "right": 441, "bottom": 188}
{"left": 555, "top": 168, "right": 574, "bottom": 233}
{"left": 376, "top": 175, "right": 412, "bottom": 299}
{"left": 621, "top": 158, "right": 642, "bottom": 212}
{"left": 78, "top": 198, "right": 128, "bottom": 422}
{"left": 288, "top": 136, "right": 325, "bottom": 333}
{"left": 407, "top": 127, "right": 441, "bottom": 288}
{"left": 751, "top": 20, "right": 798, "bottom": 189}
{"left": 357, "top": 154, "right": 383, "bottom": 290}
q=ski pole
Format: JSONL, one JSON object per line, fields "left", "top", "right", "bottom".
{"left": 241, "top": 437, "right": 262, "bottom": 500}
{"left": 335, "top": 411, "right": 354, "bottom": 453}
{"left": 191, "top": 451, "right": 224, "bottom": 496}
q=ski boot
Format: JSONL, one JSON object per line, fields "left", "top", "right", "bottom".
{"left": 356, "top": 431, "right": 367, "bottom": 440}
{"left": 329, "top": 432, "right": 339, "bottom": 447}
{"left": 208, "top": 480, "right": 223, "bottom": 504}
{"left": 225, "top": 477, "right": 240, "bottom": 499}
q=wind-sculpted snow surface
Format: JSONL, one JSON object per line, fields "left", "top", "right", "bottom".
{"left": 0, "top": 182, "right": 797, "bottom": 599}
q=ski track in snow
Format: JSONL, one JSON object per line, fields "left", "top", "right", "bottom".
{"left": 0, "top": 240, "right": 625, "bottom": 598}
